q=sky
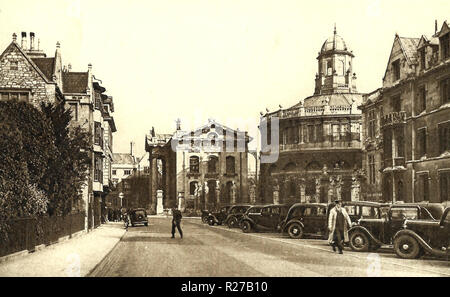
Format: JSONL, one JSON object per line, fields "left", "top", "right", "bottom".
{"left": 0, "top": 0, "right": 449, "bottom": 159}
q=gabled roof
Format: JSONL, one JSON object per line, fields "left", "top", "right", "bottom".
{"left": 438, "top": 20, "right": 450, "bottom": 38}
{"left": 382, "top": 35, "right": 419, "bottom": 82}
{"left": 398, "top": 36, "right": 420, "bottom": 64}
{"left": 112, "top": 153, "right": 136, "bottom": 165}
{"left": 176, "top": 119, "right": 251, "bottom": 141}
{"left": 0, "top": 41, "right": 53, "bottom": 84}
{"left": 62, "top": 72, "right": 88, "bottom": 94}
{"left": 31, "top": 57, "right": 55, "bottom": 81}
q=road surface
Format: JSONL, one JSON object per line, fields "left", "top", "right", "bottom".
{"left": 89, "top": 217, "right": 449, "bottom": 277}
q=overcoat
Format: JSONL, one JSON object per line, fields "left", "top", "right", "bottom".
{"left": 327, "top": 206, "right": 352, "bottom": 243}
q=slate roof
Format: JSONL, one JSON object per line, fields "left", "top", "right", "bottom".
{"left": 112, "top": 153, "right": 136, "bottom": 165}
{"left": 31, "top": 57, "right": 55, "bottom": 81}
{"left": 62, "top": 72, "right": 88, "bottom": 93}
{"left": 398, "top": 37, "right": 420, "bottom": 64}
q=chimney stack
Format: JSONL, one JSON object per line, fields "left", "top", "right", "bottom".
{"left": 12, "top": 33, "right": 17, "bottom": 42}
{"left": 435, "top": 20, "right": 438, "bottom": 34}
{"left": 21, "top": 32, "right": 27, "bottom": 49}
{"left": 30, "top": 32, "right": 35, "bottom": 50}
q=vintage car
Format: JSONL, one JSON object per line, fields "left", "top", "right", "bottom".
{"left": 237, "top": 205, "right": 266, "bottom": 228}
{"left": 240, "top": 204, "right": 292, "bottom": 233}
{"left": 225, "top": 205, "right": 253, "bottom": 228}
{"left": 206, "top": 205, "right": 233, "bottom": 226}
{"left": 348, "top": 203, "right": 444, "bottom": 252}
{"left": 129, "top": 208, "right": 148, "bottom": 227}
{"left": 393, "top": 207, "right": 450, "bottom": 259}
{"left": 201, "top": 210, "right": 210, "bottom": 223}
{"left": 281, "top": 201, "right": 390, "bottom": 239}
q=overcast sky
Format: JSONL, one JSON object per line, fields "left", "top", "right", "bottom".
{"left": 0, "top": 0, "right": 449, "bottom": 158}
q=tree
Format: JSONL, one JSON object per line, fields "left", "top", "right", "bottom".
{"left": 0, "top": 100, "right": 56, "bottom": 188}
{"left": 0, "top": 121, "right": 47, "bottom": 239}
{"left": 40, "top": 102, "right": 91, "bottom": 216}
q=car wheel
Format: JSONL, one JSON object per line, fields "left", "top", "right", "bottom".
{"left": 394, "top": 235, "right": 421, "bottom": 259}
{"left": 241, "top": 221, "right": 252, "bottom": 233}
{"left": 227, "top": 217, "right": 238, "bottom": 228}
{"left": 202, "top": 216, "right": 208, "bottom": 224}
{"left": 349, "top": 230, "right": 370, "bottom": 252}
{"left": 207, "top": 218, "right": 215, "bottom": 226}
{"left": 287, "top": 223, "right": 303, "bottom": 239}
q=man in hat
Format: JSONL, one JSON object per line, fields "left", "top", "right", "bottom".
{"left": 171, "top": 207, "right": 183, "bottom": 239}
{"left": 328, "top": 200, "right": 352, "bottom": 254}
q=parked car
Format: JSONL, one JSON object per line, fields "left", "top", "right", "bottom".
{"left": 392, "top": 207, "right": 450, "bottom": 259}
{"left": 129, "top": 208, "right": 148, "bottom": 227}
{"left": 348, "top": 203, "right": 444, "bottom": 252}
{"left": 201, "top": 210, "right": 210, "bottom": 223}
{"left": 241, "top": 204, "right": 292, "bottom": 233}
{"left": 225, "top": 205, "right": 253, "bottom": 228}
{"left": 237, "top": 205, "right": 266, "bottom": 228}
{"left": 281, "top": 201, "right": 390, "bottom": 239}
{"left": 207, "top": 205, "right": 233, "bottom": 226}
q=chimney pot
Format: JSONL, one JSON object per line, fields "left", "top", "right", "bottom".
{"left": 56, "top": 41, "right": 60, "bottom": 48}
{"left": 21, "top": 32, "right": 27, "bottom": 48}
{"left": 30, "top": 32, "right": 35, "bottom": 50}
{"left": 88, "top": 63, "right": 92, "bottom": 71}
{"left": 12, "top": 33, "right": 17, "bottom": 42}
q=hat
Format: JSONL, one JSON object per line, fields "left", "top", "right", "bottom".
{"left": 334, "top": 200, "right": 341, "bottom": 204}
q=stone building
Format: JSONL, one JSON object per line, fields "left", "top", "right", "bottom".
{"left": 362, "top": 21, "right": 450, "bottom": 203}
{"left": 0, "top": 32, "right": 117, "bottom": 229}
{"left": 174, "top": 119, "right": 252, "bottom": 211}
{"left": 259, "top": 27, "right": 364, "bottom": 204}
{"left": 112, "top": 153, "right": 137, "bottom": 186}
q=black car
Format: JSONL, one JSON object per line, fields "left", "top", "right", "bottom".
{"left": 237, "top": 205, "right": 266, "bottom": 228}
{"left": 240, "top": 204, "right": 291, "bottom": 233}
{"left": 281, "top": 201, "right": 389, "bottom": 239}
{"left": 393, "top": 207, "right": 450, "bottom": 259}
{"left": 129, "top": 208, "right": 148, "bottom": 227}
{"left": 225, "top": 205, "right": 253, "bottom": 228}
{"left": 348, "top": 203, "right": 444, "bottom": 252}
{"left": 207, "top": 205, "right": 233, "bottom": 226}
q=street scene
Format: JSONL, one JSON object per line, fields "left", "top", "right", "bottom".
{"left": 0, "top": 0, "right": 449, "bottom": 281}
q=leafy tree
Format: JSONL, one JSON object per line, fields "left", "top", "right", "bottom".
{"left": 0, "top": 121, "right": 47, "bottom": 239}
{"left": 40, "top": 102, "right": 91, "bottom": 216}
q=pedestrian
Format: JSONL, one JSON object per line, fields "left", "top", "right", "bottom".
{"left": 328, "top": 200, "right": 352, "bottom": 254}
{"left": 171, "top": 207, "right": 183, "bottom": 239}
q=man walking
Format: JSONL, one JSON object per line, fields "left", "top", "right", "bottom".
{"left": 328, "top": 200, "right": 352, "bottom": 254}
{"left": 171, "top": 207, "right": 183, "bottom": 239}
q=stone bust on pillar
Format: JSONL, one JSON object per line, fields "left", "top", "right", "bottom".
{"left": 231, "top": 181, "right": 237, "bottom": 204}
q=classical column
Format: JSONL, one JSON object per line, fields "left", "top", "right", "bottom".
{"left": 150, "top": 156, "right": 158, "bottom": 212}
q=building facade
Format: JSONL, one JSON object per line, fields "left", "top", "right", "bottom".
{"left": 174, "top": 119, "right": 252, "bottom": 211}
{"left": 259, "top": 28, "right": 364, "bottom": 204}
{"left": 362, "top": 21, "right": 450, "bottom": 204}
{"left": 0, "top": 32, "right": 117, "bottom": 230}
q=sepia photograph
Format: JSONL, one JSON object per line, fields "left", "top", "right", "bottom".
{"left": 0, "top": 0, "right": 449, "bottom": 288}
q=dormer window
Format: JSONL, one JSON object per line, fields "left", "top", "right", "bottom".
{"left": 419, "top": 48, "right": 426, "bottom": 70}
{"left": 441, "top": 33, "right": 449, "bottom": 60}
{"left": 392, "top": 59, "right": 400, "bottom": 81}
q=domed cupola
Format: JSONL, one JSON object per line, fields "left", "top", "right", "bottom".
{"left": 314, "top": 25, "right": 358, "bottom": 95}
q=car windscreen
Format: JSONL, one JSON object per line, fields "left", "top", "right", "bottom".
{"left": 134, "top": 210, "right": 146, "bottom": 217}
{"left": 391, "top": 208, "right": 419, "bottom": 220}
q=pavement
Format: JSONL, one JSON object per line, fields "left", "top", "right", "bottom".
{"left": 89, "top": 217, "right": 450, "bottom": 277}
{"left": 0, "top": 222, "right": 126, "bottom": 277}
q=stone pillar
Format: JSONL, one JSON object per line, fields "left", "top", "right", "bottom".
{"left": 178, "top": 192, "right": 185, "bottom": 211}
{"left": 249, "top": 182, "right": 256, "bottom": 204}
{"left": 299, "top": 179, "right": 306, "bottom": 203}
{"left": 151, "top": 157, "right": 158, "bottom": 212}
{"left": 215, "top": 180, "right": 221, "bottom": 207}
{"left": 156, "top": 190, "right": 164, "bottom": 214}
{"left": 351, "top": 177, "right": 360, "bottom": 201}
{"left": 327, "top": 176, "right": 335, "bottom": 204}
{"left": 204, "top": 181, "right": 209, "bottom": 210}
{"left": 336, "top": 175, "right": 342, "bottom": 201}
{"left": 314, "top": 177, "right": 321, "bottom": 203}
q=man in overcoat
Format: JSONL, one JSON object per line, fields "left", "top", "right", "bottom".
{"left": 171, "top": 207, "right": 183, "bottom": 239}
{"left": 328, "top": 200, "right": 352, "bottom": 254}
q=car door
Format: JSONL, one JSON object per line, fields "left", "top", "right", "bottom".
{"left": 387, "top": 206, "right": 419, "bottom": 242}
{"left": 438, "top": 209, "right": 450, "bottom": 250}
{"left": 258, "top": 207, "right": 272, "bottom": 229}
{"left": 302, "top": 207, "right": 315, "bottom": 234}
{"left": 268, "top": 206, "right": 281, "bottom": 230}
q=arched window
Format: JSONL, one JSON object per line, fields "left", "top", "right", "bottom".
{"left": 189, "top": 156, "right": 199, "bottom": 173}
{"left": 208, "top": 156, "right": 218, "bottom": 173}
{"left": 189, "top": 181, "right": 198, "bottom": 195}
{"left": 226, "top": 156, "right": 235, "bottom": 174}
